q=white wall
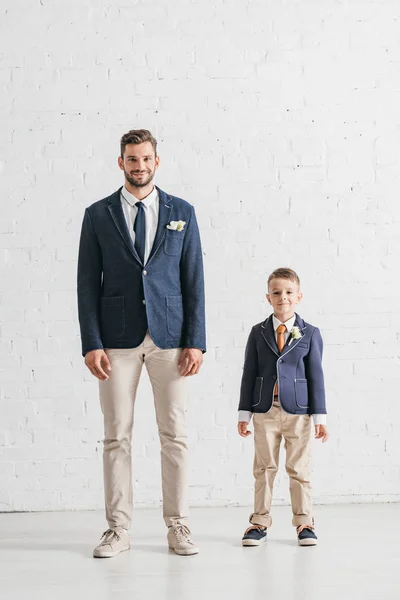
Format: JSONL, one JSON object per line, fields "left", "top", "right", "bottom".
{"left": 1, "top": 0, "right": 400, "bottom": 512}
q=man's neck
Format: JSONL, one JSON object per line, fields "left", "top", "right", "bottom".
{"left": 124, "top": 182, "right": 155, "bottom": 201}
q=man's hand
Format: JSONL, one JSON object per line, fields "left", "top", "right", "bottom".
{"left": 85, "top": 349, "right": 111, "bottom": 381}
{"left": 178, "top": 348, "right": 203, "bottom": 376}
{"left": 315, "top": 424, "right": 329, "bottom": 443}
{"left": 238, "top": 421, "right": 252, "bottom": 438}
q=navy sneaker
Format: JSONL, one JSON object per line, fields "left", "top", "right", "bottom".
{"left": 297, "top": 526, "right": 318, "bottom": 546}
{"left": 242, "top": 526, "right": 267, "bottom": 546}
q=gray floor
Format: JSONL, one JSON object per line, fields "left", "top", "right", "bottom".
{"left": 0, "top": 504, "right": 399, "bottom": 600}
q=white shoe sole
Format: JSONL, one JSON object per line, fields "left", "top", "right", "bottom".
{"left": 298, "top": 538, "right": 318, "bottom": 546}
{"left": 168, "top": 546, "right": 199, "bottom": 556}
{"left": 93, "top": 544, "right": 130, "bottom": 558}
{"left": 242, "top": 537, "right": 266, "bottom": 546}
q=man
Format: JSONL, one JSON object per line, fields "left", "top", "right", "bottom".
{"left": 77, "top": 129, "right": 205, "bottom": 558}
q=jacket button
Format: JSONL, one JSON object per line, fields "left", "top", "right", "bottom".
{"left": 273, "top": 375, "right": 276, "bottom": 379}
{"left": 143, "top": 270, "right": 147, "bottom": 275}
{"left": 142, "top": 299, "right": 146, "bottom": 305}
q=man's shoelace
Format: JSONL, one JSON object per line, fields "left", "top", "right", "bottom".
{"left": 99, "top": 528, "right": 121, "bottom": 545}
{"left": 172, "top": 525, "right": 192, "bottom": 543}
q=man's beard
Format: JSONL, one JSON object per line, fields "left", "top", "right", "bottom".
{"left": 124, "top": 168, "right": 155, "bottom": 188}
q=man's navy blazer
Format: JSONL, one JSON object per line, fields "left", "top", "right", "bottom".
{"left": 77, "top": 186, "right": 206, "bottom": 356}
{"left": 238, "top": 314, "right": 326, "bottom": 415}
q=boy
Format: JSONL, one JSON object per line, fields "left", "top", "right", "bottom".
{"left": 238, "top": 268, "right": 328, "bottom": 547}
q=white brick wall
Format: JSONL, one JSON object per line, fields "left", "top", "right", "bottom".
{"left": 1, "top": 0, "right": 400, "bottom": 512}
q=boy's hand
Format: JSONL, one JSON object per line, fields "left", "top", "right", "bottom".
{"left": 238, "top": 421, "right": 252, "bottom": 437}
{"left": 315, "top": 424, "right": 329, "bottom": 443}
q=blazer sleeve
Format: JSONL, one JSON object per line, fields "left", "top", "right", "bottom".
{"left": 179, "top": 205, "right": 206, "bottom": 352}
{"left": 305, "top": 327, "right": 327, "bottom": 414}
{"left": 77, "top": 208, "right": 104, "bottom": 356}
{"left": 238, "top": 327, "right": 258, "bottom": 412}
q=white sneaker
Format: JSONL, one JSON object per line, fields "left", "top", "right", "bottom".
{"left": 93, "top": 527, "right": 130, "bottom": 558}
{"left": 167, "top": 525, "right": 199, "bottom": 556}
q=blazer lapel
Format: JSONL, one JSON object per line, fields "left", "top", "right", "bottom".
{"left": 107, "top": 188, "right": 143, "bottom": 265}
{"left": 146, "top": 187, "right": 173, "bottom": 264}
{"left": 260, "top": 315, "right": 279, "bottom": 356}
{"left": 281, "top": 313, "right": 307, "bottom": 356}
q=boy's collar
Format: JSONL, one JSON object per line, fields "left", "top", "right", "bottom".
{"left": 272, "top": 314, "right": 296, "bottom": 331}
{"left": 262, "top": 312, "right": 306, "bottom": 331}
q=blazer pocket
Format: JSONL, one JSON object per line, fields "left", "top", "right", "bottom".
{"left": 164, "top": 231, "right": 184, "bottom": 256}
{"left": 298, "top": 342, "right": 309, "bottom": 349}
{"left": 294, "top": 378, "right": 309, "bottom": 408}
{"left": 252, "top": 377, "right": 264, "bottom": 408}
{"left": 100, "top": 296, "right": 125, "bottom": 338}
{"left": 166, "top": 295, "right": 184, "bottom": 336}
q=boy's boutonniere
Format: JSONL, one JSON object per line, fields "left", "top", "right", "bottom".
{"left": 288, "top": 326, "right": 303, "bottom": 345}
{"left": 166, "top": 220, "right": 186, "bottom": 231}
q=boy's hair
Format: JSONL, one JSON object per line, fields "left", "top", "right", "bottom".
{"left": 267, "top": 267, "right": 300, "bottom": 288}
{"left": 120, "top": 129, "right": 158, "bottom": 157}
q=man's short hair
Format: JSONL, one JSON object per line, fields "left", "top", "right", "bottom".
{"left": 120, "top": 129, "right": 157, "bottom": 157}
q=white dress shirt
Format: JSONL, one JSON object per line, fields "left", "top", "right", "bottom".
{"left": 120, "top": 186, "right": 159, "bottom": 265}
{"left": 238, "top": 314, "right": 327, "bottom": 426}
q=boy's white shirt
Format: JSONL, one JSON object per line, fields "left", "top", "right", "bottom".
{"left": 238, "top": 314, "right": 327, "bottom": 426}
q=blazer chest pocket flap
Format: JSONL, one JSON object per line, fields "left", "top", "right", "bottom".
{"left": 164, "top": 230, "right": 184, "bottom": 256}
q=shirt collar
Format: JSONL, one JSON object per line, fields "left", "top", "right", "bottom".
{"left": 272, "top": 314, "right": 296, "bottom": 333}
{"left": 121, "top": 185, "right": 158, "bottom": 209}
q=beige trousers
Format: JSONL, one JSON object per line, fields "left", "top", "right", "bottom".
{"left": 250, "top": 404, "right": 313, "bottom": 528}
{"left": 99, "top": 333, "right": 188, "bottom": 530}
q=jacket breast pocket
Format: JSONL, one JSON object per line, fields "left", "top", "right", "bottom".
{"left": 166, "top": 295, "right": 184, "bottom": 336}
{"left": 100, "top": 296, "right": 125, "bottom": 338}
{"left": 298, "top": 342, "right": 309, "bottom": 349}
{"left": 252, "top": 377, "right": 264, "bottom": 408}
{"left": 164, "top": 231, "right": 184, "bottom": 256}
{"left": 294, "top": 378, "right": 309, "bottom": 408}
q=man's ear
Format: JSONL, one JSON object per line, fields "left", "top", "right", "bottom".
{"left": 118, "top": 156, "right": 124, "bottom": 171}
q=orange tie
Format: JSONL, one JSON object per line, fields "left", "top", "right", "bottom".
{"left": 274, "top": 324, "right": 287, "bottom": 398}
{"left": 277, "top": 324, "right": 287, "bottom": 353}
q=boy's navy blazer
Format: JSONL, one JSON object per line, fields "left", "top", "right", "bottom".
{"left": 77, "top": 186, "right": 206, "bottom": 356}
{"left": 238, "top": 314, "right": 326, "bottom": 416}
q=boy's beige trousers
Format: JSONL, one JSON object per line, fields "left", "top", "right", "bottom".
{"left": 250, "top": 403, "right": 313, "bottom": 528}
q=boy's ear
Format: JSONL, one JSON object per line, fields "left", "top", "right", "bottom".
{"left": 297, "top": 292, "right": 303, "bottom": 302}
{"left": 266, "top": 293, "right": 271, "bottom": 305}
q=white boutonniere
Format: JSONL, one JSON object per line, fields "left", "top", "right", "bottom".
{"left": 288, "top": 326, "right": 303, "bottom": 345}
{"left": 166, "top": 220, "right": 186, "bottom": 231}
